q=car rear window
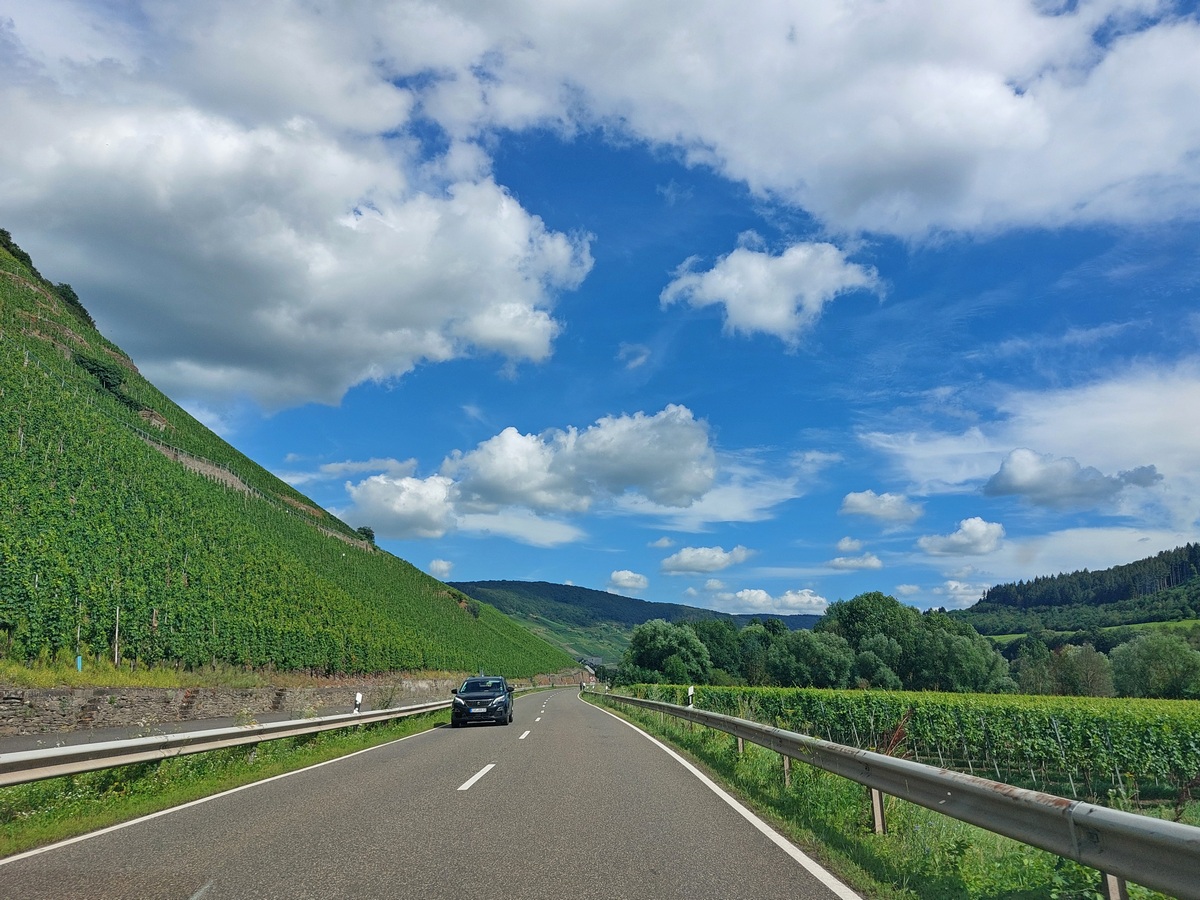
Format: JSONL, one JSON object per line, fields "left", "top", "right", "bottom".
{"left": 462, "top": 679, "right": 502, "bottom": 691}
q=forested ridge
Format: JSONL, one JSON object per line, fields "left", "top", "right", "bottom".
{"left": 950, "top": 543, "right": 1200, "bottom": 635}
{"left": 450, "top": 579, "right": 820, "bottom": 631}
{"left": 0, "top": 231, "right": 574, "bottom": 677}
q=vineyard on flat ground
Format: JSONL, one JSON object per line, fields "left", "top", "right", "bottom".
{"left": 630, "top": 684, "right": 1200, "bottom": 810}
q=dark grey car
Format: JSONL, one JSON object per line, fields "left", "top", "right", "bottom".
{"left": 450, "top": 676, "right": 514, "bottom": 727}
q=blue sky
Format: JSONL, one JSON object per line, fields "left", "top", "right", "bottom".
{"left": 3, "top": 1, "right": 1200, "bottom": 615}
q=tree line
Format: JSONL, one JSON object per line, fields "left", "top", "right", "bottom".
{"left": 1008, "top": 622, "right": 1200, "bottom": 699}
{"left": 608, "top": 591, "right": 1200, "bottom": 699}
{"left": 609, "top": 592, "right": 1014, "bottom": 693}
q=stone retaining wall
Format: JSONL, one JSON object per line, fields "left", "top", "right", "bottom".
{"left": 0, "top": 679, "right": 461, "bottom": 736}
{"left": 0, "top": 672, "right": 579, "bottom": 736}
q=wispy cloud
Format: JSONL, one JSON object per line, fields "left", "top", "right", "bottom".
{"left": 828, "top": 553, "right": 883, "bottom": 570}
{"left": 617, "top": 342, "right": 651, "bottom": 370}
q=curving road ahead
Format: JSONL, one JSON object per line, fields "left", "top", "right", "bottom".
{"left": 0, "top": 689, "right": 861, "bottom": 899}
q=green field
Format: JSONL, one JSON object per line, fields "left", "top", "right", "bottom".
{"left": 987, "top": 618, "right": 1200, "bottom": 651}
{"left": 631, "top": 683, "right": 1200, "bottom": 805}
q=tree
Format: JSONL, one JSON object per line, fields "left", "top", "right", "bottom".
{"left": 75, "top": 353, "right": 125, "bottom": 393}
{"left": 813, "top": 592, "right": 1015, "bottom": 693}
{"left": 762, "top": 617, "right": 788, "bottom": 638}
{"left": 766, "top": 629, "right": 852, "bottom": 688}
{"left": 860, "top": 633, "right": 902, "bottom": 670}
{"left": 816, "top": 592, "right": 920, "bottom": 650}
{"left": 1051, "top": 644, "right": 1114, "bottom": 697}
{"left": 1111, "top": 631, "right": 1200, "bottom": 698}
{"left": 852, "top": 650, "right": 903, "bottom": 690}
{"left": 737, "top": 622, "right": 772, "bottom": 685}
{"left": 1013, "top": 638, "right": 1054, "bottom": 694}
{"left": 909, "top": 627, "right": 1015, "bottom": 693}
{"left": 355, "top": 525, "right": 376, "bottom": 544}
{"left": 690, "top": 618, "right": 741, "bottom": 679}
{"left": 615, "top": 619, "right": 712, "bottom": 685}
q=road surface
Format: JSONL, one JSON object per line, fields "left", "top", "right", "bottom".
{"left": 0, "top": 689, "right": 860, "bottom": 899}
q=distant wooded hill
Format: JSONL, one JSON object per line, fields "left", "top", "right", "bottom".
{"left": 449, "top": 580, "right": 820, "bottom": 663}
{"left": 0, "top": 229, "right": 574, "bottom": 678}
{"left": 950, "top": 543, "right": 1200, "bottom": 635}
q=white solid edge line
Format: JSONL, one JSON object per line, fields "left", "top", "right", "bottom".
{"left": 0, "top": 724, "right": 438, "bottom": 868}
{"left": 458, "top": 762, "right": 496, "bottom": 791}
{"left": 581, "top": 695, "right": 863, "bottom": 900}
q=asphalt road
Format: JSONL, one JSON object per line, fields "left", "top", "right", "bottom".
{"left": 0, "top": 689, "right": 861, "bottom": 899}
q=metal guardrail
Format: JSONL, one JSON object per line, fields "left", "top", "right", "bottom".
{"left": 0, "top": 685, "right": 553, "bottom": 788}
{"left": 593, "top": 690, "right": 1200, "bottom": 900}
{"left": 0, "top": 699, "right": 451, "bottom": 788}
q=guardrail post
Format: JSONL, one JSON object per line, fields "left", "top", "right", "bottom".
{"left": 782, "top": 754, "right": 791, "bottom": 789}
{"left": 737, "top": 736, "right": 744, "bottom": 755}
{"left": 1100, "top": 872, "right": 1128, "bottom": 900}
{"left": 871, "top": 787, "right": 887, "bottom": 835}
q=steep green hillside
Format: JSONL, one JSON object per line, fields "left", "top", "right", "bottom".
{"left": 0, "top": 231, "right": 574, "bottom": 677}
{"left": 950, "top": 544, "right": 1200, "bottom": 635}
{"left": 450, "top": 580, "right": 820, "bottom": 663}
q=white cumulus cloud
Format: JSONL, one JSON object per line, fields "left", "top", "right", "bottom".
{"left": 933, "top": 580, "right": 991, "bottom": 610}
{"left": 380, "top": 1, "right": 1200, "bottom": 237}
{"left": 346, "top": 474, "right": 456, "bottom": 540}
{"left": 341, "top": 404, "right": 726, "bottom": 545}
{"left": 840, "top": 490, "right": 923, "bottom": 524}
{"left": 918, "top": 517, "right": 1005, "bottom": 556}
{"left": 445, "top": 404, "right": 716, "bottom": 513}
{"left": 661, "top": 545, "right": 752, "bottom": 574}
{"left": 712, "top": 587, "right": 829, "bottom": 615}
{"left": 661, "top": 240, "right": 880, "bottom": 344}
{"left": 8, "top": 1, "right": 1198, "bottom": 420}
{"left": 983, "top": 447, "right": 1162, "bottom": 508}
{"left": 0, "top": 3, "right": 593, "bottom": 411}
{"left": 609, "top": 569, "right": 649, "bottom": 594}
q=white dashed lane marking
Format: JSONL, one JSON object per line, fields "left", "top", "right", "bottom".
{"left": 457, "top": 763, "right": 495, "bottom": 791}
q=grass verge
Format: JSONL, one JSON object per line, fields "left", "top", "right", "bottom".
{"left": 0, "top": 709, "right": 449, "bottom": 858}
{"left": 587, "top": 695, "right": 1175, "bottom": 900}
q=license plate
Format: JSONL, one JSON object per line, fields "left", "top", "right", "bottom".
{"left": 470, "top": 707, "right": 486, "bottom": 713}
